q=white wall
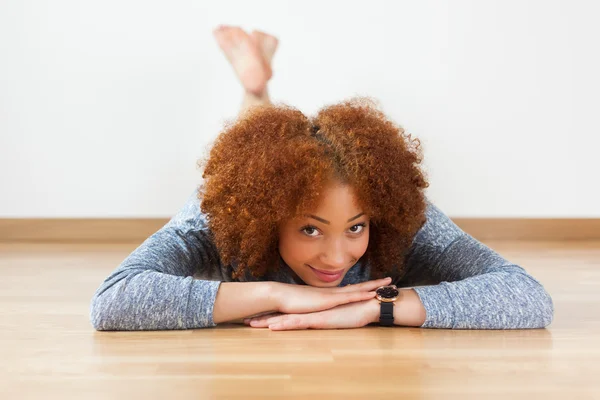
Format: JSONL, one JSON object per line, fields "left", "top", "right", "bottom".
{"left": 1, "top": 0, "right": 598, "bottom": 218}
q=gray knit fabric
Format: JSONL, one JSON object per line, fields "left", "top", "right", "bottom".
{"left": 90, "top": 187, "right": 554, "bottom": 330}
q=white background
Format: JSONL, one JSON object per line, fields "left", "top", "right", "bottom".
{"left": 1, "top": 0, "right": 598, "bottom": 218}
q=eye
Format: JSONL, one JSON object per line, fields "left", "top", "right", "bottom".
{"left": 300, "top": 223, "right": 367, "bottom": 238}
{"left": 349, "top": 223, "right": 366, "bottom": 234}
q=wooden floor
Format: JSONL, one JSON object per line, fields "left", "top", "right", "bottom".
{"left": 1, "top": 240, "right": 599, "bottom": 399}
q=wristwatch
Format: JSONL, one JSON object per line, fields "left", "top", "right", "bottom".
{"left": 375, "top": 285, "right": 400, "bottom": 326}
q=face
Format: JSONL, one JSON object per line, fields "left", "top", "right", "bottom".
{"left": 277, "top": 182, "right": 370, "bottom": 287}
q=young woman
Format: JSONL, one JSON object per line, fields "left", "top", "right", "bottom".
{"left": 90, "top": 25, "right": 554, "bottom": 331}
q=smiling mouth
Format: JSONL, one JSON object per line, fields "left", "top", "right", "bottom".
{"left": 307, "top": 265, "right": 345, "bottom": 275}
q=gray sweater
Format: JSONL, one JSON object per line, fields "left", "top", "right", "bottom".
{"left": 90, "top": 187, "right": 554, "bottom": 330}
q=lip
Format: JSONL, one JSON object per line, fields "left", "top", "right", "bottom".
{"left": 307, "top": 265, "right": 345, "bottom": 283}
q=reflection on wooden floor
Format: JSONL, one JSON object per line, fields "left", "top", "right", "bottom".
{"left": 1, "top": 240, "right": 599, "bottom": 399}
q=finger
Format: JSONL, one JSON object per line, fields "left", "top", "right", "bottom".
{"left": 269, "top": 315, "right": 311, "bottom": 331}
{"left": 327, "top": 290, "right": 376, "bottom": 309}
{"left": 336, "top": 277, "right": 392, "bottom": 293}
{"left": 244, "top": 313, "right": 283, "bottom": 326}
{"left": 249, "top": 315, "right": 282, "bottom": 328}
{"left": 335, "top": 279, "right": 391, "bottom": 296}
{"left": 246, "top": 313, "right": 284, "bottom": 327}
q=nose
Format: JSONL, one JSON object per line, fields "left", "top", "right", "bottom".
{"left": 320, "top": 237, "right": 352, "bottom": 269}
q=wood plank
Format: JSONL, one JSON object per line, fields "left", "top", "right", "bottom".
{"left": 0, "top": 241, "right": 599, "bottom": 398}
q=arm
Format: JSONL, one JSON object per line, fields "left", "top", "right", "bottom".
{"left": 89, "top": 188, "right": 277, "bottom": 331}
{"left": 213, "top": 282, "right": 278, "bottom": 324}
{"left": 397, "top": 198, "right": 554, "bottom": 330}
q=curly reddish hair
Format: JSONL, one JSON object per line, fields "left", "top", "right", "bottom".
{"left": 197, "top": 97, "right": 429, "bottom": 281}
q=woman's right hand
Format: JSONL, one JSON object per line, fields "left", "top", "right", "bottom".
{"left": 270, "top": 277, "right": 392, "bottom": 314}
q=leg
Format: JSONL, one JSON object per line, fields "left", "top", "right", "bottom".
{"left": 213, "top": 26, "right": 279, "bottom": 115}
{"left": 241, "top": 88, "right": 272, "bottom": 112}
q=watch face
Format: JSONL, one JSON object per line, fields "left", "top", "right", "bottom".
{"left": 376, "top": 285, "right": 399, "bottom": 302}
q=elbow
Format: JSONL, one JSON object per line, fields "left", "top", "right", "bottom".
{"left": 89, "top": 273, "right": 142, "bottom": 331}
{"left": 524, "top": 279, "right": 554, "bottom": 329}
{"left": 514, "top": 271, "right": 554, "bottom": 329}
{"left": 90, "top": 292, "right": 107, "bottom": 331}
{"left": 539, "top": 289, "right": 555, "bottom": 328}
{"left": 90, "top": 289, "right": 118, "bottom": 331}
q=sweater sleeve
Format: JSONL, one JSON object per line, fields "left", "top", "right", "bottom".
{"left": 405, "top": 198, "right": 554, "bottom": 330}
{"left": 89, "top": 188, "right": 225, "bottom": 331}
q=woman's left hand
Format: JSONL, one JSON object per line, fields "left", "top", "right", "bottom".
{"left": 243, "top": 298, "right": 379, "bottom": 330}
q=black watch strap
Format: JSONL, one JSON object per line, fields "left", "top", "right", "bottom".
{"left": 379, "top": 302, "right": 394, "bottom": 326}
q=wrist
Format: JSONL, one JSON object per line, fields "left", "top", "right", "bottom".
{"left": 369, "top": 289, "right": 427, "bottom": 327}
{"left": 267, "top": 281, "right": 282, "bottom": 312}
{"left": 397, "top": 288, "right": 426, "bottom": 327}
{"left": 367, "top": 298, "right": 381, "bottom": 325}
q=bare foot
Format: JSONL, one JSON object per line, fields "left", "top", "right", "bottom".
{"left": 213, "top": 25, "right": 271, "bottom": 95}
{"left": 250, "top": 30, "right": 279, "bottom": 66}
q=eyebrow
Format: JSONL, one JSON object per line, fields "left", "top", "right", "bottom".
{"left": 304, "top": 212, "right": 365, "bottom": 225}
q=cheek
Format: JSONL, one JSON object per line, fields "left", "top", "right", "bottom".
{"left": 279, "top": 229, "right": 307, "bottom": 257}
{"left": 286, "top": 240, "right": 313, "bottom": 261}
